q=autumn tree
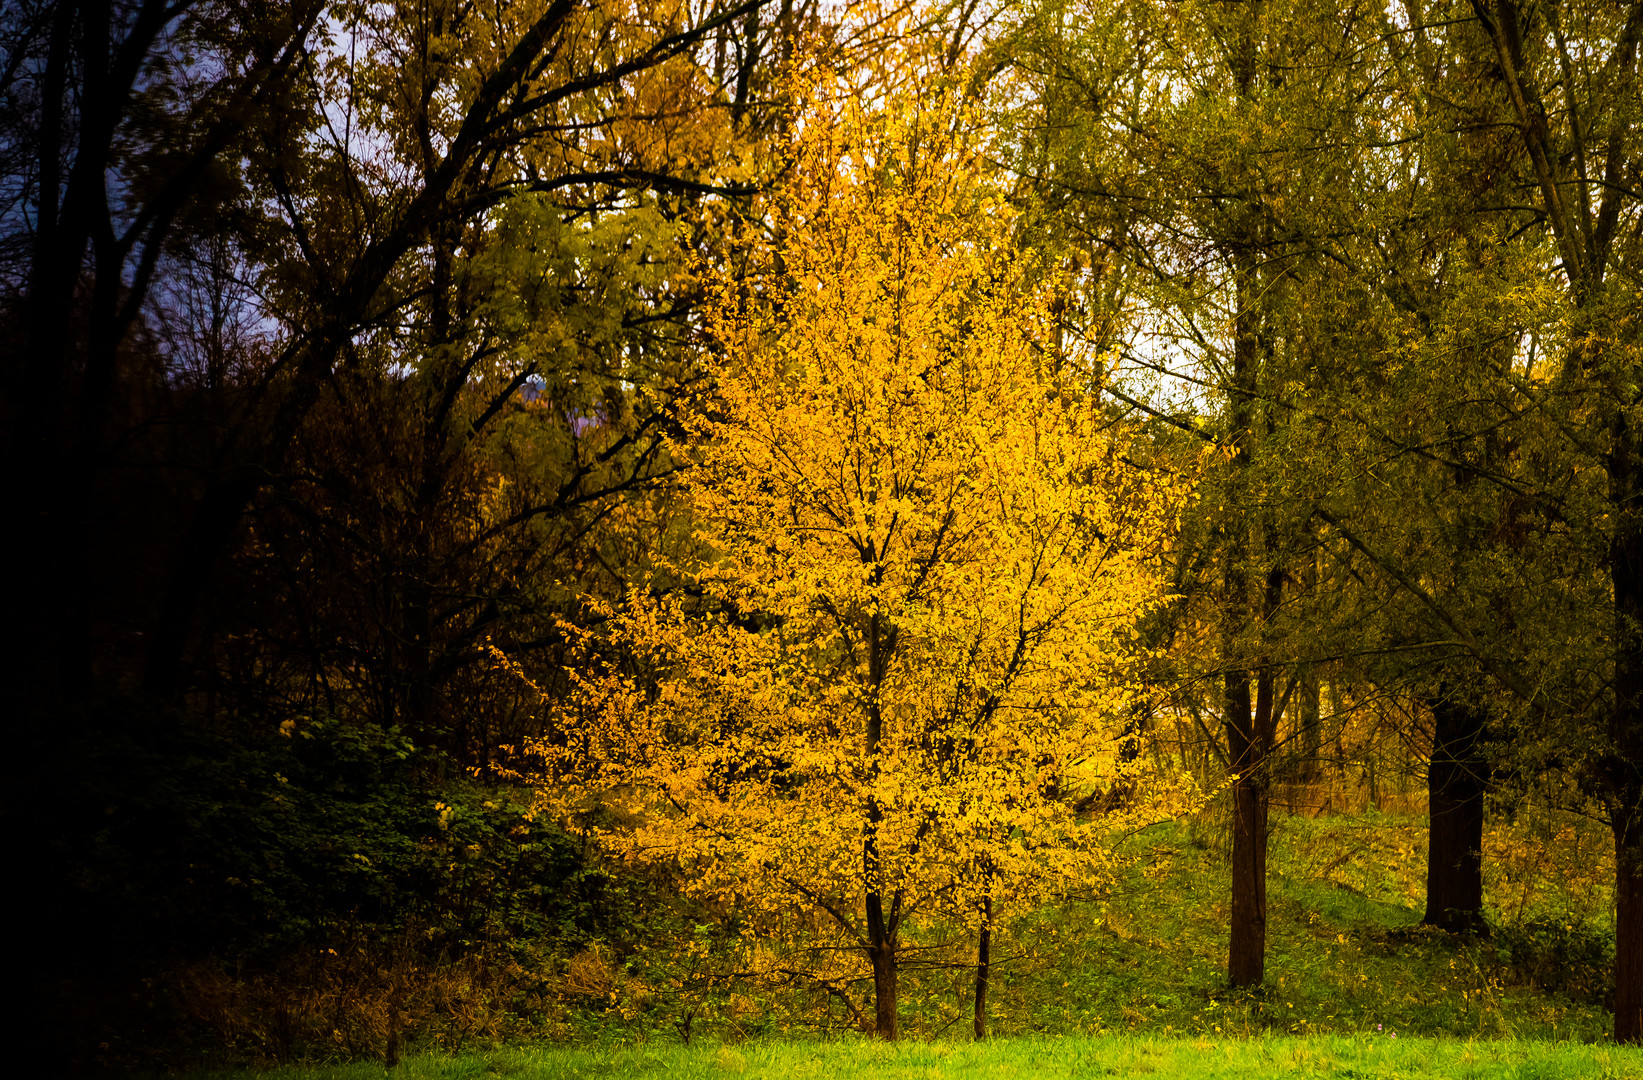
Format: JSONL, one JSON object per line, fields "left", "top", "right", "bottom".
{"left": 1447, "top": 0, "right": 1643, "bottom": 1039}
{"left": 533, "top": 79, "right": 1193, "bottom": 1040}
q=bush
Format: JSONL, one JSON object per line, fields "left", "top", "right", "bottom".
{"left": 21, "top": 696, "right": 656, "bottom": 1069}
{"left": 37, "top": 702, "right": 607, "bottom": 963}
{"left": 1488, "top": 917, "right": 1613, "bottom": 1006}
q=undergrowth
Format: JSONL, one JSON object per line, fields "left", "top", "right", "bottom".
{"left": 143, "top": 801, "right": 1620, "bottom": 1068}
{"left": 971, "top": 807, "right": 1614, "bottom": 1044}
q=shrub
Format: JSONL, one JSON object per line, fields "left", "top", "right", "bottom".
{"left": 1488, "top": 917, "right": 1613, "bottom": 1006}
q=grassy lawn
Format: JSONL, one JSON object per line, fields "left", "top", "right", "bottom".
{"left": 898, "top": 807, "right": 1616, "bottom": 1043}
{"left": 183, "top": 1035, "right": 1643, "bottom": 1079}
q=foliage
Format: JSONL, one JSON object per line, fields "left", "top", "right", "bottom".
{"left": 22, "top": 697, "right": 680, "bottom": 1070}
{"left": 37, "top": 702, "right": 615, "bottom": 962}
{"left": 1489, "top": 919, "right": 1614, "bottom": 1009}
{"left": 11, "top": 0, "right": 1643, "bottom": 1066}
{"left": 526, "top": 75, "right": 1197, "bottom": 1037}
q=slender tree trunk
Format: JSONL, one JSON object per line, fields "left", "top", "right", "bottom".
{"left": 1611, "top": 410, "right": 1643, "bottom": 1043}
{"left": 403, "top": 221, "right": 454, "bottom": 745}
{"left": 731, "top": 9, "right": 761, "bottom": 126}
{"left": 1296, "top": 665, "right": 1321, "bottom": 786}
{"left": 1616, "top": 826, "right": 1643, "bottom": 1043}
{"left": 1423, "top": 691, "right": 1487, "bottom": 933}
{"left": 8, "top": 1, "right": 91, "bottom": 708}
{"left": 1226, "top": 775, "right": 1269, "bottom": 984}
{"left": 385, "top": 982, "right": 403, "bottom": 1068}
{"left": 1226, "top": 660, "right": 1275, "bottom": 986}
{"left": 1606, "top": 408, "right": 1643, "bottom": 1046}
{"left": 865, "top": 884, "right": 898, "bottom": 1039}
{"left": 863, "top": 611, "right": 898, "bottom": 1039}
{"left": 1294, "top": 550, "right": 1322, "bottom": 787}
{"left": 973, "top": 893, "right": 992, "bottom": 1040}
{"left": 1222, "top": 233, "right": 1279, "bottom": 987}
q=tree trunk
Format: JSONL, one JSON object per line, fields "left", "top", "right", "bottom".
{"left": 1616, "top": 825, "right": 1643, "bottom": 1042}
{"left": 863, "top": 787, "right": 899, "bottom": 1040}
{"left": 865, "top": 887, "right": 898, "bottom": 1039}
{"left": 973, "top": 894, "right": 991, "bottom": 1040}
{"left": 1608, "top": 435, "right": 1643, "bottom": 1045}
{"left": 1612, "top": 409, "right": 1643, "bottom": 1043}
{"left": 7, "top": 0, "right": 106, "bottom": 708}
{"left": 1423, "top": 691, "right": 1487, "bottom": 933}
{"left": 1226, "top": 662, "right": 1274, "bottom": 987}
{"left": 1227, "top": 766, "right": 1269, "bottom": 985}
{"left": 1221, "top": 236, "right": 1279, "bottom": 989}
{"left": 1293, "top": 548, "right": 1322, "bottom": 788}
{"left": 863, "top": 611, "right": 898, "bottom": 1039}
{"left": 1610, "top": 375, "right": 1643, "bottom": 1043}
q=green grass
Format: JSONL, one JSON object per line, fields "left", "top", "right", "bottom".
{"left": 182, "top": 1035, "right": 1643, "bottom": 1079}
{"left": 827, "top": 808, "right": 1615, "bottom": 1043}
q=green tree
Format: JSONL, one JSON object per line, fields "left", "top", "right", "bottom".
{"left": 994, "top": 0, "right": 1413, "bottom": 988}
{"left": 0, "top": 0, "right": 784, "bottom": 1063}
{"left": 1327, "top": 0, "right": 1641, "bottom": 1036}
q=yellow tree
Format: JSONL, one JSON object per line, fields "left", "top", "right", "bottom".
{"left": 532, "top": 81, "right": 1195, "bottom": 1040}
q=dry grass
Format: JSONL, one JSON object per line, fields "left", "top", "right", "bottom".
{"left": 146, "top": 943, "right": 574, "bottom": 1068}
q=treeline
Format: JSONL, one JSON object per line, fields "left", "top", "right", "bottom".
{"left": 1, "top": 0, "right": 1640, "bottom": 1069}
{"left": 1, "top": 0, "right": 826, "bottom": 1067}
{"left": 996, "top": 0, "right": 1638, "bottom": 1033}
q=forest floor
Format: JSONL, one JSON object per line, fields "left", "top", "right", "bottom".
{"left": 167, "top": 803, "right": 1626, "bottom": 1073}
{"left": 563, "top": 804, "right": 1617, "bottom": 1045}
{"left": 929, "top": 804, "right": 1618, "bottom": 1043}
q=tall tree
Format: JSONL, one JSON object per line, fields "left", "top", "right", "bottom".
{"left": 1418, "top": 0, "right": 1643, "bottom": 1039}
{"left": 534, "top": 80, "right": 1192, "bottom": 1039}
{"left": 994, "top": 0, "right": 1412, "bottom": 987}
{"left": 0, "top": 0, "right": 780, "bottom": 713}
{"left": 0, "top": 0, "right": 786, "bottom": 1062}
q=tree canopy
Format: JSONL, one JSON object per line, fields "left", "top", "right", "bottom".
{"left": 6, "top": 0, "right": 1643, "bottom": 1063}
